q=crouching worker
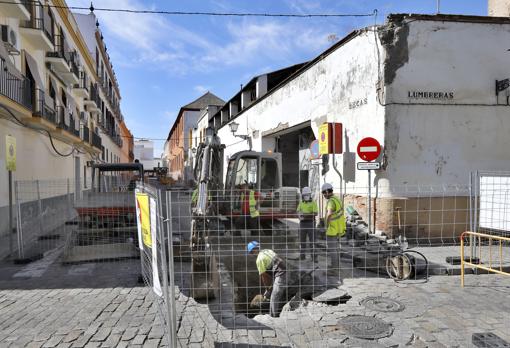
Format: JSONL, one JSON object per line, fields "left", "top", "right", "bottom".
{"left": 248, "top": 241, "right": 287, "bottom": 317}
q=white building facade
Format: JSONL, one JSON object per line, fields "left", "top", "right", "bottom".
{"left": 0, "top": 1, "right": 128, "bottom": 239}
{"left": 214, "top": 14, "right": 510, "bottom": 238}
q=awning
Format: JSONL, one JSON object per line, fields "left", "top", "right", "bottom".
{"left": 0, "top": 43, "right": 22, "bottom": 79}
{"left": 24, "top": 51, "right": 43, "bottom": 89}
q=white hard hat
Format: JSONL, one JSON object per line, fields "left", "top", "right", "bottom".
{"left": 321, "top": 183, "right": 333, "bottom": 192}
{"left": 302, "top": 187, "right": 311, "bottom": 195}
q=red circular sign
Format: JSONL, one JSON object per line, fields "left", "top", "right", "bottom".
{"left": 357, "top": 137, "right": 381, "bottom": 162}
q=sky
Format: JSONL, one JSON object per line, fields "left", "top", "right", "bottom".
{"left": 67, "top": 0, "right": 487, "bottom": 156}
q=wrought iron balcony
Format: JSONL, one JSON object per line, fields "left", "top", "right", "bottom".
{"left": 32, "top": 88, "right": 55, "bottom": 124}
{"left": 92, "top": 132, "right": 102, "bottom": 149}
{"left": 20, "top": 1, "right": 53, "bottom": 51}
{"left": 55, "top": 105, "right": 68, "bottom": 130}
{"left": 69, "top": 115, "right": 80, "bottom": 138}
{"left": 80, "top": 124, "right": 90, "bottom": 143}
{"left": 0, "top": 63, "right": 32, "bottom": 110}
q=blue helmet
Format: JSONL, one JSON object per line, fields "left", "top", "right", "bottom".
{"left": 247, "top": 241, "right": 259, "bottom": 254}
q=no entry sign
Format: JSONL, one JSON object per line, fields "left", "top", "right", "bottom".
{"left": 357, "top": 137, "right": 381, "bottom": 162}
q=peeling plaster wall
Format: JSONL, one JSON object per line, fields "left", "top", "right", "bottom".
{"left": 217, "top": 31, "right": 384, "bottom": 190}
{"left": 384, "top": 19, "right": 510, "bottom": 186}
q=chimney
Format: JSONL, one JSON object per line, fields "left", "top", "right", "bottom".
{"left": 488, "top": 0, "right": 510, "bottom": 16}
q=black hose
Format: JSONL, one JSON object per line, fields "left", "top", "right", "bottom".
{"left": 386, "top": 249, "right": 429, "bottom": 283}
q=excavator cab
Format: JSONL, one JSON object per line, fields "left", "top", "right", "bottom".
{"left": 224, "top": 151, "right": 298, "bottom": 219}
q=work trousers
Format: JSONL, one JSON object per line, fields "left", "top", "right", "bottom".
{"left": 326, "top": 236, "right": 340, "bottom": 271}
{"left": 242, "top": 215, "right": 260, "bottom": 234}
{"left": 270, "top": 274, "right": 287, "bottom": 317}
{"left": 299, "top": 220, "right": 316, "bottom": 259}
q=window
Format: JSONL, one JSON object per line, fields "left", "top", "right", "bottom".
{"left": 83, "top": 166, "right": 87, "bottom": 188}
{"left": 234, "top": 157, "right": 258, "bottom": 187}
{"left": 261, "top": 158, "right": 278, "bottom": 190}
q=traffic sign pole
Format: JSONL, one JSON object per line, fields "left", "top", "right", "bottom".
{"left": 357, "top": 137, "right": 381, "bottom": 235}
{"left": 367, "top": 170, "right": 371, "bottom": 234}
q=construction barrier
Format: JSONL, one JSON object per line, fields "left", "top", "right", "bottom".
{"left": 460, "top": 231, "right": 510, "bottom": 287}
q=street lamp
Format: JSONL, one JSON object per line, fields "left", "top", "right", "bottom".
{"left": 228, "top": 121, "right": 252, "bottom": 150}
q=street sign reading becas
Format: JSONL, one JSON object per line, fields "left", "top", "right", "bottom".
{"left": 5, "top": 135, "right": 16, "bottom": 171}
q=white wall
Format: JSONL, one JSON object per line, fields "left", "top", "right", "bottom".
{"left": 385, "top": 19, "right": 510, "bottom": 187}
{"left": 217, "top": 31, "right": 384, "bottom": 190}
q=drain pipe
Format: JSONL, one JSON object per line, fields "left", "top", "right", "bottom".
{"left": 332, "top": 154, "right": 343, "bottom": 202}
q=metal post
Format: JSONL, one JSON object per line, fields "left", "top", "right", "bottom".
{"left": 36, "top": 180, "right": 43, "bottom": 235}
{"left": 8, "top": 170, "right": 13, "bottom": 257}
{"left": 156, "top": 189, "right": 174, "bottom": 347}
{"left": 368, "top": 170, "right": 372, "bottom": 234}
{"left": 14, "top": 181, "right": 23, "bottom": 259}
{"left": 66, "top": 178, "right": 71, "bottom": 220}
{"left": 165, "top": 190, "right": 177, "bottom": 348}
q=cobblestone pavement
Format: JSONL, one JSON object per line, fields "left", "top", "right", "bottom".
{"left": 173, "top": 273, "right": 510, "bottom": 347}
{"left": 0, "top": 253, "right": 509, "bottom": 347}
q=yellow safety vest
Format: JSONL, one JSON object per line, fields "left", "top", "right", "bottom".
{"left": 297, "top": 201, "right": 318, "bottom": 214}
{"left": 325, "top": 196, "right": 346, "bottom": 237}
{"left": 241, "top": 190, "right": 260, "bottom": 218}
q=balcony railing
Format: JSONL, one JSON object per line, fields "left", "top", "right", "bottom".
{"left": 73, "top": 73, "right": 89, "bottom": 91}
{"left": 55, "top": 105, "right": 67, "bottom": 130}
{"left": 92, "top": 132, "right": 101, "bottom": 149}
{"left": 0, "top": 62, "right": 32, "bottom": 109}
{"left": 33, "top": 88, "right": 55, "bottom": 124}
{"left": 81, "top": 124, "right": 90, "bottom": 143}
{"left": 89, "top": 83, "right": 100, "bottom": 106}
{"left": 69, "top": 115, "right": 79, "bottom": 138}
{"left": 21, "top": 2, "right": 53, "bottom": 44}
{"left": 46, "top": 36, "right": 71, "bottom": 63}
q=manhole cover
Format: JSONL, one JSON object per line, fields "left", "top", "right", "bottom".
{"left": 337, "top": 315, "right": 393, "bottom": 340}
{"left": 360, "top": 296, "right": 405, "bottom": 312}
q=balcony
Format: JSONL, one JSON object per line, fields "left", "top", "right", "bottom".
{"left": 0, "top": 0, "right": 30, "bottom": 21}
{"left": 80, "top": 124, "right": 90, "bottom": 143}
{"left": 72, "top": 72, "right": 89, "bottom": 98}
{"left": 20, "top": 2, "right": 53, "bottom": 51}
{"left": 69, "top": 115, "right": 80, "bottom": 138}
{"left": 84, "top": 83, "right": 100, "bottom": 113}
{"left": 91, "top": 131, "right": 102, "bottom": 149}
{"left": 0, "top": 64, "right": 32, "bottom": 110}
{"left": 31, "top": 88, "right": 56, "bottom": 127}
{"left": 55, "top": 105, "right": 68, "bottom": 130}
{"left": 46, "top": 39, "right": 79, "bottom": 85}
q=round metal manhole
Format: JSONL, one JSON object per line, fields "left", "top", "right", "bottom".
{"left": 360, "top": 296, "right": 405, "bottom": 312}
{"left": 337, "top": 315, "right": 393, "bottom": 340}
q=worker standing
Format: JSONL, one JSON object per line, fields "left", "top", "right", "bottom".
{"left": 240, "top": 183, "right": 261, "bottom": 234}
{"left": 297, "top": 187, "right": 318, "bottom": 262}
{"left": 248, "top": 241, "right": 287, "bottom": 317}
{"left": 321, "top": 183, "right": 346, "bottom": 276}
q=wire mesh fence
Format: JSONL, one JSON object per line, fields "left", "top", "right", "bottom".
{"left": 8, "top": 172, "right": 510, "bottom": 347}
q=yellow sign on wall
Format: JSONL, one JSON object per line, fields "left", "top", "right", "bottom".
{"left": 135, "top": 193, "right": 152, "bottom": 248}
{"left": 5, "top": 135, "right": 16, "bottom": 171}
{"left": 318, "top": 123, "right": 329, "bottom": 155}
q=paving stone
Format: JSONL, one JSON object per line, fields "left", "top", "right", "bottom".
{"left": 42, "top": 335, "right": 64, "bottom": 348}
{"left": 100, "top": 334, "right": 121, "bottom": 348}
{"left": 142, "top": 339, "right": 160, "bottom": 348}
{"left": 132, "top": 335, "right": 146, "bottom": 345}
{"left": 63, "top": 331, "right": 83, "bottom": 343}
{"left": 121, "top": 328, "right": 138, "bottom": 341}
{"left": 89, "top": 329, "right": 111, "bottom": 342}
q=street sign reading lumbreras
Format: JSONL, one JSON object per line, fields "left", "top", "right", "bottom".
{"left": 357, "top": 162, "right": 381, "bottom": 170}
{"left": 357, "top": 137, "right": 381, "bottom": 162}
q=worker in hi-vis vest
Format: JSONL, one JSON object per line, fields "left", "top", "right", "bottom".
{"left": 321, "top": 183, "right": 346, "bottom": 275}
{"left": 248, "top": 241, "right": 287, "bottom": 317}
{"left": 240, "top": 183, "right": 261, "bottom": 234}
{"left": 297, "top": 187, "right": 319, "bottom": 262}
